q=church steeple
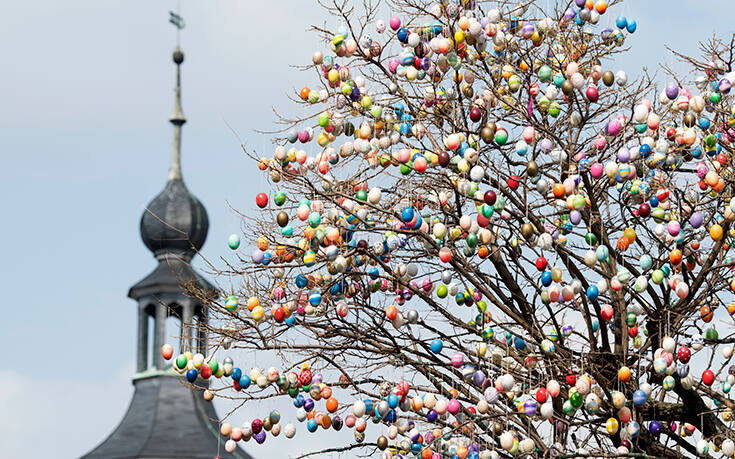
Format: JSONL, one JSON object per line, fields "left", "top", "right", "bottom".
{"left": 82, "top": 17, "right": 252, "bottom": 459}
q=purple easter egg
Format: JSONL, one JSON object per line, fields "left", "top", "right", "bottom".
{"left": 251, "top": 249, "right": 265, "bottom": 264}
{"left": 665, "top": 82, "right": 679, "bottom": 100}
{"left": 689, "top": 212, "right": 703, "bottom": 228}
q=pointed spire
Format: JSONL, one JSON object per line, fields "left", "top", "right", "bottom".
{"left": 169, "top": 47, "right": 186, "bottom": 181}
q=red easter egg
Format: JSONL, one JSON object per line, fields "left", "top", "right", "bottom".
{"left": 484, "top": 190, "right": 497, "bottom": 205}
{"left": 273, "top": 307, "right": 285, "bottom": 323}
{"left": 535, "top": 257, "right": 548, "bottom": 271}
{"left": 256, "top": 192, "right": 269, "bottom": 208}
{"left": 161, "top": 343, "right": 174, "bottom": 360}
{"left": 507, "top": 175, "right": 520, "bottom": 190}
{"left": 299, "top": 369, "right": 313, "bottom": 386}
{"left": 702, "top": 369, "right": 715, "bottom": 386}
{"left": 586, "top": 86, "right": 599, "bottom": 102}
{"left": 414, "top": 156, "right": 428, "bottom": 173}
{"left": 469, "top": 107, "right": 482, "bottom": 122}
{"left": 200, "top": 363, "right": 212, "bottom": 380}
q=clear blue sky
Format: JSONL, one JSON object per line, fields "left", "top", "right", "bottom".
{"left": 0, "top": 1, "right": 731, "bottom": 458}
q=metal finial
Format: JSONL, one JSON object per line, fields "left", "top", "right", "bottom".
{"left": 168, "top": 9, "right": 186, "bottom": 182}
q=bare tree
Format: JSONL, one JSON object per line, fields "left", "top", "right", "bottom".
{"left": 174, "top": 1, "right": 735, "bottom": 457}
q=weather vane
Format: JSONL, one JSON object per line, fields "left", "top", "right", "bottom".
{"left": 169, "top": 11, "right": 185, "bottom": 30}
{"left": 169, "top": 7, "right": 185, "bottom": 46}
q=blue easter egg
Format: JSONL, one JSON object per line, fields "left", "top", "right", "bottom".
{"left": 586, "top": 285, "right": 599, "bottom": 301}
{"left": 307, "top": 418, "right": 318, "bottom": 432}
{"left": 401, "top": 206, "right": 415, "bottom": 222}
{"left": 632, "top": 389, "right": 647, "bottom": 406}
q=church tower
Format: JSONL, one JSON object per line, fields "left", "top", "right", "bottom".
{"left": 82, "top": 43, "right": 252, "bottom": 459}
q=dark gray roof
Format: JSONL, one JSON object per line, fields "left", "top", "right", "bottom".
{"left": 129, "top": 254, "right": 214, "bottom": 301}
{"left": 82, "top": 374, "right": 254, "bottom": 459}
{"left": 140, "top": 178, "right": 209, "bottom": 260}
